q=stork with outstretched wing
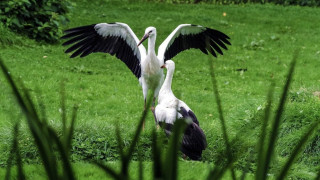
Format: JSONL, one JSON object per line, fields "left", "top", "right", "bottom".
{"left": 61, "top": 23, "right": 230, "bottom": 128}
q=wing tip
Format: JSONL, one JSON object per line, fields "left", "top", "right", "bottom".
{"left": 70, "top": 53, "right": 78, "bottom": 58}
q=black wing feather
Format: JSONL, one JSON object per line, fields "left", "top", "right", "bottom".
{"left": 210, "top": 40, "right": 223, "bottom": 55}
{"left": 181, "top": 123, "right": 207, "bottom": 160}
{"left": 187, "top": 110, "right": 199, "bottom": 125}
{"left": 64, "top": 34, "right": 96, "bottom": 53}
{"left": 160, "top": 107, "right": 207, "bottom": 161}
{"left": 61, "top": 24, "right": 141, "bottom": 79}
{"left": 62, "top": 32, "right": 95, "bottom": 46}
{"left": 163, "top": 25, "right": 231, "bottom": 61}
{"left": 178, "top": 107, "right": 206, "bottom": 160}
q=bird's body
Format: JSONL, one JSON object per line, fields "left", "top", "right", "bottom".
{"left": 156, "top": 77, "right": 192, "bottom": 125}
{"left": 139, "top": 28, "right": 164, "bottom": 107}
{"left": 155, "top": 60, "right": 206, "bottom": 160}
{"left": 62, "top": 22, "right": 230, "bottom": 127}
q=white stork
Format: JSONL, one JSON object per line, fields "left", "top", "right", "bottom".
{"left": 155, "top": 60, "right": 207, "bottom": 160}
{"left": 61, "top": 22, "right": 230, "bottom": 126}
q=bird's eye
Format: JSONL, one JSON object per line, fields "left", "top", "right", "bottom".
{"left": 149, "top": 30, "right": 152, "bottom": 34}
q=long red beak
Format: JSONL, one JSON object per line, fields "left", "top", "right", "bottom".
{"left": 137, "top": 33, "right": 149, "bottom": 46}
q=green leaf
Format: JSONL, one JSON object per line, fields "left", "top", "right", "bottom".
{"left": 11, "top": 18, "right": 21, "bottom": 27}
{"left": 4, "top": 7, "right": 10, "bottom": 12}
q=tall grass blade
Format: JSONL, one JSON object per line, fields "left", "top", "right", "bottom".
{"left": 139, "top": 158, "right": 143, "bottom": 180}
{"left": 256, "top": 82, "right": 274, "bottom": 180}
{"left": 122, "top": 93, "right": 153, "bottom": 174}
{"left": 47, "top": 127, "right": 75, "bottom": 180}
{"left": 34, "top": 89, "right": 49, "bottom": 125}
{"left": 60, "top": 81, "right": 67, "bottom": 138}
{"left": 152, "top": 129, "right": 163, "bottom": 179}
{"left": 94, "top": 93, "right": 153, "bottom": 179}
{"left": 17, "top": 81, "right": 40, "bottom": 122}
{"left": 206, "top": 158, "right": 235, "bottom": 180}
{"left": 206, "top": 40, "right": 236, "bottom": 180}
{"left": 240, "top": 149, "right": 254, "bottom": 180}
{"left": 126, "top": 92, "right": 153, "bottom": 159}
{"left": 262, "top": 50, "right": 298, "bottom": 179}
{"left": 0, "top": 58, "right": 59, "bottom": 180}
{"left": 316, "top": 170, "right": 320, "bottom": 180}
{"left": 28, "top": 126, "right": 58, "bottom": 179}
{"left": 115, "top": 125, "right": 125, "bottom": 160}
{"left": 115, "top": 124, "right": 128, "bottom": 179}
{"left": 4, "top": 124, "right": 26, "bottom": 180}
{"left": 66, "top": 105, "right": 78, "bottom": 154}
{"left": 164, "top": 119, "right": 186, "bottom": 180}
{"left": 0, "top": 58, "right": 29, "bottom": 117}
{"left": 4, "top": 157, "right": 12, "bottom": 180}
{"left": 240, "top": 169, "right": 247, "bottom": 180}
{"left": 94, "top": 161, "right": 121, "bottom": 180}
{"left": 207, "top": 166, "right": 220, "bottom": 180}
{"left": 13, "top": 124, "right": 26, "bottom": 180}
{"left": 17, "top": 84, "right": 59, "bottom": 180}
{"left": 276, "top": 120, "right": 320, "bottom": 180}
{"left": 138, "top": 143, "right": 143, "bottom": 180}
{"left": 5, "top": 124, "right": 17, "bottom": 180}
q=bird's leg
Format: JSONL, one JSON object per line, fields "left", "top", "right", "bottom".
{"left": 151, "top": 97, "right": 156, "bottom": 112}
{"left": 151, "top": 97, "right": 160, "bottom": 130}
{"left": 142, "top": 97, "right": 157, "bottom": 130}
{"left": 151, "top": 97, "right": 157, "bottom": 125}
{"left": 142, "top": 98, "right": 146, "bottom": 131}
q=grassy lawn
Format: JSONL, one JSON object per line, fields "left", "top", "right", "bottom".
{"left": 0, "top": 0, "right": 320, "bottom": 179}
{"left": 0, "top": 161, "right": 247, "bottom": 180}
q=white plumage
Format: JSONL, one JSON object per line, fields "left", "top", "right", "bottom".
{"left": 61, "top": 22, "right": 230, "bottom": 126}
{"left": 155, "top": 61, "right": 191, "bottom": 124}
{"left": 155, "top": 60, "right": 207, "bottom": 160}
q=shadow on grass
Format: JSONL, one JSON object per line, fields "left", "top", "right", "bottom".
{"left": 1, "top": 50, "right": 319, "bottom": 180}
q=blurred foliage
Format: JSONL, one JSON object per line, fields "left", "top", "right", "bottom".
{"left": 0, "top": 23, "right": 24, "bottom": 46}
{"left": 1, "top": 57, "right": 77, "bottom": 179}
{"left": 148, "top": 0, "right": 320, "bottom": 6}
{"left": 0, "top": 0, "right": 72, "bottom": 43}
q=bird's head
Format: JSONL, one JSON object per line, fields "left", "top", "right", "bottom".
{"left": 137, "top": 27, "right": 156, "bottom": 46}
{"left": 161, "top": 60, "right": 175, "bottom": 71}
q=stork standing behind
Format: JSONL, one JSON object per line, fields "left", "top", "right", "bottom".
{"left": 61, "top": 23, "right": 230, "bottom": 127}
{"left": 155, "top": 60, "right": 207, "bottom": 160}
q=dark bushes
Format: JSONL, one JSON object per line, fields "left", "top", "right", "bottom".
{"left": 0, "top": 0, "right": 72, "bottom": 43}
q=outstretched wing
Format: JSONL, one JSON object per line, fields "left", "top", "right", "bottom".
{"left": 61, "top": 23, "right": 146, "bottom": 79}
{"left": 157, "top": 24, "right": 231, "bottom": 62}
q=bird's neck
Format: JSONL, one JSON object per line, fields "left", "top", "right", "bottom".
{"left": 147, "top": 35, "right": 156, "bottom": 56}
{"left": 161, "top": 67, "right": 174, "bottom": 93}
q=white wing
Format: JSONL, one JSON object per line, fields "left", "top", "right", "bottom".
{"left": 62, "top": 23, "right": 146, "bottom": 79}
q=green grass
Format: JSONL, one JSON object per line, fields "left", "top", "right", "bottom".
{"left": 1, "top": 1, "right": 320, "bottom": 179}
{"left": 0, "top": 161, "right": 245, "bottom": 180}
